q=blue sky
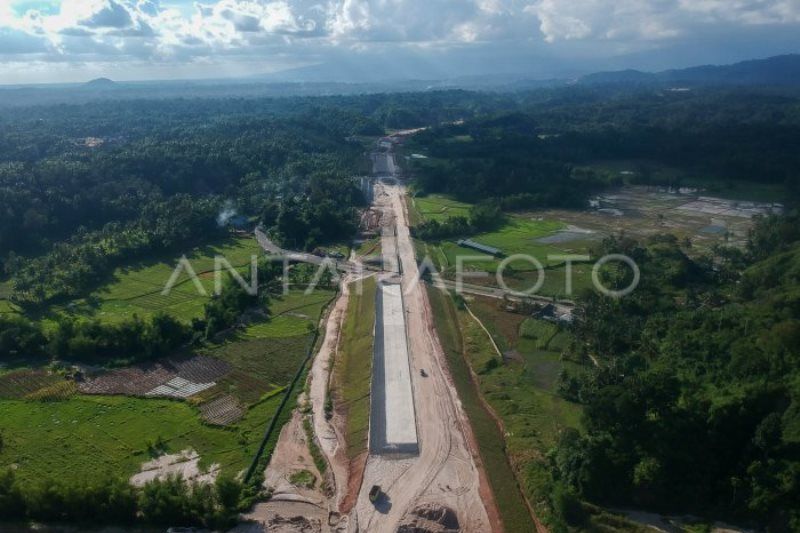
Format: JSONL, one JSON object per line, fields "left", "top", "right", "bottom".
{"left": 0, "top": 0, "right": 798, "bottom": 84}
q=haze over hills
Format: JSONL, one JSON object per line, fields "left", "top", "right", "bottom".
{"left": 579, "top": 54, "right": 800, "bottom": 86}
{"left": 0, "top": 54, "right": 798, "bottom": 108}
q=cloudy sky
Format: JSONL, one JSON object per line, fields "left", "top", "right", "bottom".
{"left": 0, "top": 0, "right": 798, "bottom": 84}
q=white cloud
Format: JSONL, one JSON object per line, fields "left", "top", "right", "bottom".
{"left": 0, "top": 0, "right": 798, "bottom": 81}
{"left": 527, "top": 0, "right": 800, "bottom": 43}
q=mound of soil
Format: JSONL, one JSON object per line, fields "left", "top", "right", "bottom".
{"left": 266, "top": 514, "right": 322, "bottom": 532}
{"left": 397, "top": 504, "right": 461, "bottom": 533}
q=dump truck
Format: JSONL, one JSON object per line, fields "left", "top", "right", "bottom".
{"left": 369, "top": 485, "right": 381, "bottom": 503}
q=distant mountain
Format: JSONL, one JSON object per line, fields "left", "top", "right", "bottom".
{"left": 84, "top": 77, "right": 117, "bottom": 89}
{"left": 579, "top": 54, "right": 800, "bottom": 87}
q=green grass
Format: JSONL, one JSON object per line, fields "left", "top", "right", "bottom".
{"left": 427, "top": 286, "right": 536, "bottom": 533}
{"left": 414, "top": 194, "right": 473, "bottom": 222}
{"left": 244, "top": 316, "right": 314, "bottom": 339}
{"left": 438, "top": 217, "right": 567, "bottom": 270}
{"left": 410, "top": 194, "right": 596, "bottom": 297}
{"left": 202, "top": 289, "right": 335, "bottom": 387}
{"left": 413, "top": 203, "right": 596, "bottom": 297}
{"left": 288, "top": 469, "right": 316, "bottom": 489}
{"left": 520, "top": 319, "right": 560, "bottom": 349}
{"left": 268, "top": 289, "right": 334, "bottom": 325}
{"left": 355, "top": 237, "right": 381, "bottom": 258}
{"left": 38, "top": 236, "right": 261, "bottom": 327}
{"left": 334, "top": 278, "right": 376, "bottom": 460}
{"left": 0, "top": 393, "right": 283, "bottom": 484}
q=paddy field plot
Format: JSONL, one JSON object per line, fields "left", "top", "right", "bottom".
{"left": 0, "top": 393, "right": 283, "bottom": 485}
{"left": 412, "top": 187, "right": 773, "bottom": 298}
{"left": 536, "top": 186, "right": 778, "bottom": 254}
{"left": 200, "top": 288, "right": 334, "bottom": 386}
{"left": 40, "top": 236, "right": 261, "bottom": 327}
{"left": 412, "top": 194, "right": 473, "bottom": 223}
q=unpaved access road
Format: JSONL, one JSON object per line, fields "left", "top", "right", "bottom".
{"left": 352, "top": 180, "right": 498, "bottom": 532}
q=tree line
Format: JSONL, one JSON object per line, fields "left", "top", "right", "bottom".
{"left": 0, "top": 468, "right": 245, "bottom": 530}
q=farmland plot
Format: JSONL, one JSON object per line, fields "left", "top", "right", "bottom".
{"left": 42, "top": 236, "right": 261, "bottom": 327}
{"left": 0, "top": 284, "right": 335, "bottom": 482}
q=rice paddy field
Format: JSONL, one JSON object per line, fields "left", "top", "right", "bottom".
{"left": 410, "top": 194, "right": 598, "bottom": 298}
{"left": 585, "top": 159, "right": 788, "bottom": 203}
{"left": 36, "top": 236, "right": 262, "bottom": 328}
{"left": 0, "top": 282, "right": 336, "bottom": 485}
{"left": 411, "top": 194, "right": 472, "bottom": 222}
{"left": 0, "top": 392, "right": 283, "bottom": 484}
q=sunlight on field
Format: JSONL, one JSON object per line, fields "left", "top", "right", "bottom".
{"left": 0, "top": 393, "right": 283, "bottom": 484}
{"left": 43, "top": 236, "right": 261, "bottom": 326}
{"left": 414, "top": 194, "right": 473, "bottom": 222}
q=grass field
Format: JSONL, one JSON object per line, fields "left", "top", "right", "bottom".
{"left": 413, "top": 194, "right": 473, "bottom": 222}
{"left": 355, "top": 237, "right": 381, "bottom": 258}
{"left": 0, "top": 392, "right": 283, "bottom": 484}
{"left": 38, "top": 236, "right": 261, "bottom": 328}
{"left": 334, "top": 278, "right": 376, "bottom": 460}
{"left": 202, "top": 289, "right": 334, "bottom": 388}
{"left": 435, "top": 217, "right": 579, "bottom": 271}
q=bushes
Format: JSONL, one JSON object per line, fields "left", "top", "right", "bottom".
{"left": 0, "top": 469, "right": 244, "bottom": 529}
{"left": 0, "top": 312, "right": 192, "bottom": 366}
{"left": 0, "top": 315, "right": 47, "bottom": 360}
{"left": 49, "top": 313, "right": 192, "bottom": 365}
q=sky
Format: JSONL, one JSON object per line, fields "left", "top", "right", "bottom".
{"left": 0, "top": 0, "right": 798, "bottom": 85}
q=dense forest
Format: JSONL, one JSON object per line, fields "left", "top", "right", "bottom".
{"left": 552, "top": 214, "right": 800, "bottom": 531}
{"left": 0, "top": 90, "right": 524, "bottom": 305}
{"left": 409, "top": 87, "right": 800, "bottom": 204}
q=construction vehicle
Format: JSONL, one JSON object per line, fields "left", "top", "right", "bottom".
{"left": 369, "top": 485, "right": 381, "bottom": 503}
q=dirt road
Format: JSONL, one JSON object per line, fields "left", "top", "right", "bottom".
{"left": 352, "top": 179, "right": 497, "bottom": 532}
{"left": 241, "top": 277, "right": 358, "bottom": 532}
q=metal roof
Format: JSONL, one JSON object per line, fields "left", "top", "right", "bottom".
{"left": 457, "top": 239, "right": 502, "bottom": 256}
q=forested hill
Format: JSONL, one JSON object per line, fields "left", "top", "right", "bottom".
{"left": 579, "top": 54, "right": 800, "bottom": 87}
{"left": 554, "top": 214, "right": 800, "bottom": 531}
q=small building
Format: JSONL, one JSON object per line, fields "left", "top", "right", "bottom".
{"left": 457, "top": 239, "right": 502, "bottom": 257}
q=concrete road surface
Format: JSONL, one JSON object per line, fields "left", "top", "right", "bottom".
{"left": 370, "top": 281, "right": 419, "bottom": 455}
